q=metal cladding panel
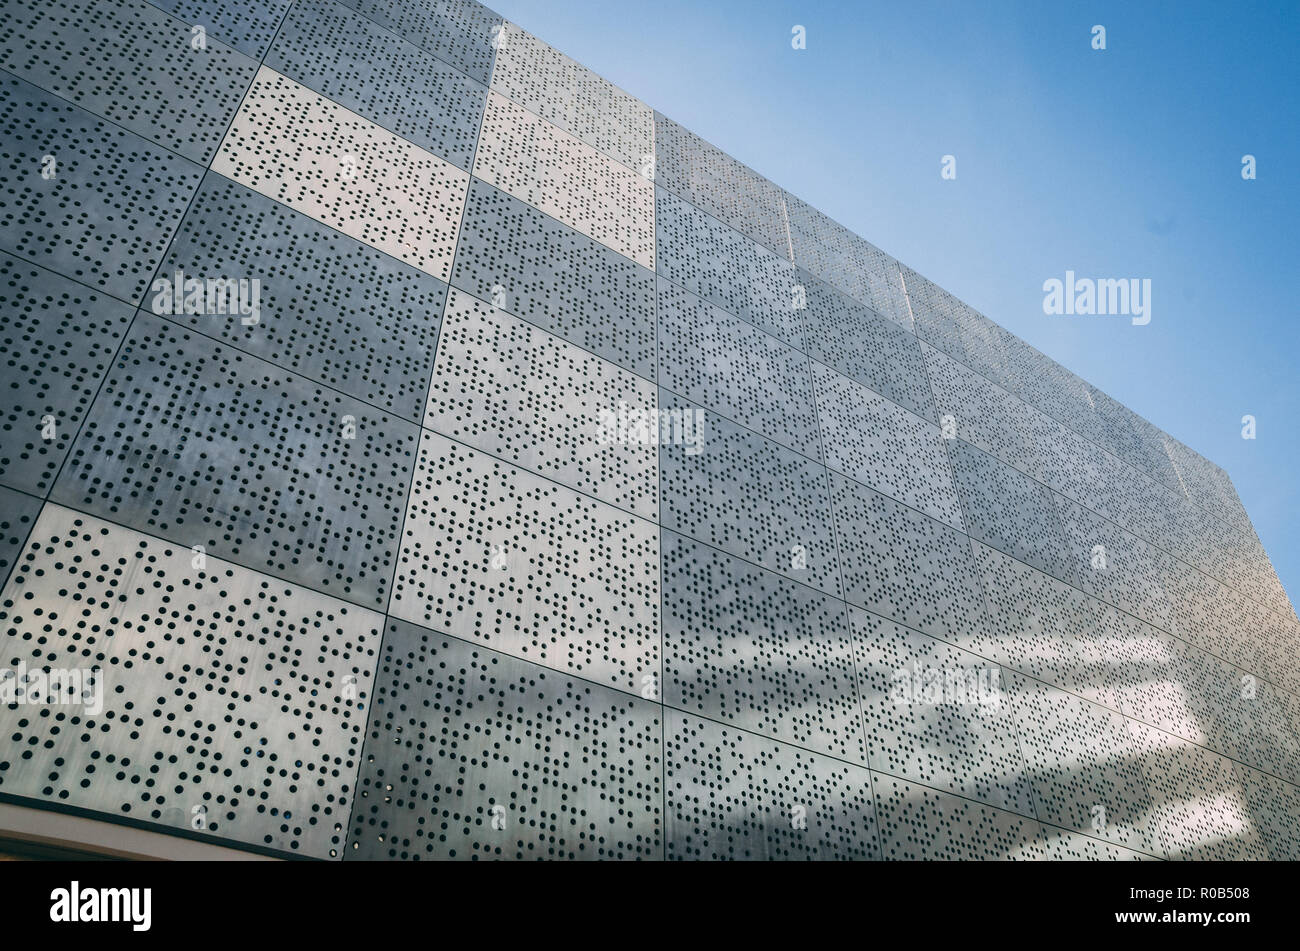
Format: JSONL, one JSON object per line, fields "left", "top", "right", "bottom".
{"left": 947, "top": 437, "right": 1077, "bottom": 585}
{"left": 850, "top": 607, "right": 1032, "bottom": 815}
{"left": 0, "top": 253, "right": 133, "bottom": 497}
{"left": 653, "top": 113, "right": 791, "bottom": 260}
{"left": 158, "top": 175, "right": 449, "bottom": 423}
{"left": 213, "top": 66, "right": 471, "bottom": 281}
{"left": 0, "top": 504, "right": 383, "bottom": 859}
{"left": 872, "top": 776, "right": 1045, "bottom": 860}
{"left": 659, "top": 397, "right": 841, "bottom": 596}
{"left": 425, "top": 286, "right": 659, "bottom": 519}
{"left": 812, "top": 362, "right": 963, "bottom": 528}
{"left": 388, "top": 429, "right": 659, "bottom": 695}
{"left": 661, "top": 532, "right": 864, "bottom": 762}
{"left": 1053, "top": 493, "right": 1176, "bottom": 631}
{"left": 828, "top": 472, "right": 986, "bottom": 643}
{"left": 657, "top": 278, "right": 820, "bottom": 458}
{"left": 0, "top": 73, "right": 204, "bottom": 304}
{"left": 665, "top": 711, "right": 879, "bottom": 860}
{"left": 1, "top": 0, "right": 1296, "bottom": 861}
{"left": 922, "top": 341, "right": 1041, "bottom": 478}
{"left": 336, "top": 0, "right": 501, "bottom": 86}
{"left": 1008, "top": 673, "right": 1159, "bottom": 855}
{"left": 655, "top": 188, "right": 802, "bottom": 346}
{"left": 491, "top": 22, "right": 653, "bottom": 170}
{"left": 346, "top": 619, "right": 661, "bottom": 860}
{"left": 267, "top": 0, "right": 488, "bottom": 170}
{"left": 474, "top": 90, "right": 655, "bottom": 268}
{"left": 451, "top": 177, "right": 656, "bottom": 376}
{"left": 0, "top": 486, "right": 42, "bottom": 591}
{"left": 0, "top": 0, "right": 258, "bottom": 164}
{"left": 799, "top": 270, "right": 935, "bottom": 420}
{"left": 50, "top": 313, "right": 420, "bottom": 610}
{"left": 1127, "top": 720, "right": 1268, "bottom": 860}
{"left": 146, "top": 0, "right": 293, "bottom": 59}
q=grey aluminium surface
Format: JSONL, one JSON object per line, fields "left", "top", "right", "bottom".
{"left": 50, "top": 312, "right": 421, "bottom": 611}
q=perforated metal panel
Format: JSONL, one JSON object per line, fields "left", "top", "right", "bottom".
{"left": 0, "top": 0, "right": 1294, "bottom": 862}
{"left": 665, "top": 712, "right": 878, "bottom": 860}
{"left": 661, "top": 532, "right": 864, "bottom": 761}
{"left": 947, "top": 438, "right": 1076, "bottom": 585}
{"left": 425, "top": 287, "right": 659, "bottom": 518}
{"left": 147, "top": 0, "right": 292, "bottom": 59}
{"left": 800, "top": 270, "right": 935, "bottom": 419}
{"left": 450, "top": 178, "right": 656, "bottom": 376}
{"left": 51, "top": 312, "right": 419, "bottom": 610}
{"left": 158, "top": 175, "right": 448, "bottom": 423}
{"left": 971, "top": 540, "right": 1111, "bottom": 705}
{"left": 266, "top": 0, "right": 488, "bottom": 170}
{"left": 654, "top": 113, "right": 791, "bottom": 259}
{"left": 829, "top": 472, "right": 985, "bottom": 643}
{"left": 0, "top": 504, "right": 382, "bottom": 858}
{"left": 213, "top": 66, "right": 470, "bottom": 280}
{"left": 873, "top": 776, "right": 1044, "bottom": 860}
{"left": 1008, "top": 673, "right": 1157, "bottom": 854}
{"left": 812, "top": 362, "right": 963, "bottom": 528}
{"left": 474, "top": 90, "right": 655, "bottom": 268}
{"left": 659, "top": 398, "right": 840, "bottom": 595}
{"left": 655, "top": 189, "right": 802, "bottom": 346}
{"left": 851, "top": 607, "right": 1031, "bottom": 814}
{"left": 337, "top": 0, "right": 500, "bottom": 86}
{"left": 0, "top": 486, "right": 41, "bottom": 591}
{"left": 1127, "top": 720, "right": 1267, "bottom": 860}
{"left": 346, "top": 619, "right": 661, "bottom": 860}
{"left": 491, "top": 22, "right": 652, "bottom": 170}
{"left": 658, "top": 279, "right": 819, "bottom": 457}
{"left": 0, "top": 253, "right": 133, "bottom": 496}
{"left": 0, "top": 73, "right": 204, "bottom": 304}
{"left": 1053, "top": 493, "right": 1175, "bottom": 631}
{"left": 922, "top": 341, "right": 1040, "bottom": 478}
{"left": 388, "top": 429, "right": 659, "bottom": 695}
{"left": 1232, "top": 760, "right": 1300, "bottom": 860}
{"left": 0, "top": 0, "right": 257, "bottom": 164}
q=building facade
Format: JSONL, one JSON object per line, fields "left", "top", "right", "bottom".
{"left": 0, "top": 0, "right": 1297, "bottom": 860}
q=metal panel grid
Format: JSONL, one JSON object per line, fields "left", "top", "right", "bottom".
{"left": 346, "top": 619, "right": 662, "bottom": 860}
{"left": 661, "top": 532, "right": 864, "bottom": 762}
{"left": 812, "top": 362, "right": 963, "bottom": 528}
{"left": 0, "top": 504, "right": 383, "bottom": 859}
{"left": 491, "top": 22, "right": 653, "bottom": 170}
{"left": 337, "top": 0, "right": 500, "bottom": 86}
{"left": 0, "top": 0, "right": 258, "bottom": 164}
{"left": 266, "top": 0, "right": 489, "bottom": 169}
{"left": 659, "top": 397, "right": 841, "bottom": 596}
{"left": 0, "top": 253, "right": 133, "bottom": 497}
{"left": 474, "top": 90, "right": 655, "bottom": 268}
{"left": 146, "top": 0, "right": 293, "bottom": 59}
{"left": 657, "top": 278, "right": 819, "bottom": 457}
{"left": 425, "top": 286, "right": 659, "bottom": 519}
{"left": 158, "top": 175, "right": 449, "bottom": 423}
{"left": 388, "top": 429, "right": 659, "bottom": 695}
{"left": 799, "top": 269, "right": 936, "bottom": 420}
{"left": 51, "top": 313, "right": 420, "bottom": 610}
{"left": 0, "top": 73, "right": 205, "bottom": 304}
{"left": 0, "top": 0, "right": 1295, "bottom": 863}
{"left": 653, "top": 113, "right": 791, "bottom": 259}
{"left": 665, "top": 711, "right": 879, "bottom": 860}
{"left": 213, "top": 66, "right": 471, "bottom": 280}
{"left": 851, "top": 606, "right": 1032, "bottom": 814}
{"left": 451, "top": 177, "right": 656, "bottom": 376}
{"left": 655, "top": 188, "right": 803, "bottom": 346}
{"left": 829, "top": 473, "right": 987, "bottom": 644}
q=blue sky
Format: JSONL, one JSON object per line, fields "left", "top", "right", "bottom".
{"left": 489, "top": 0, "right": 1299, "bottom": 605}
